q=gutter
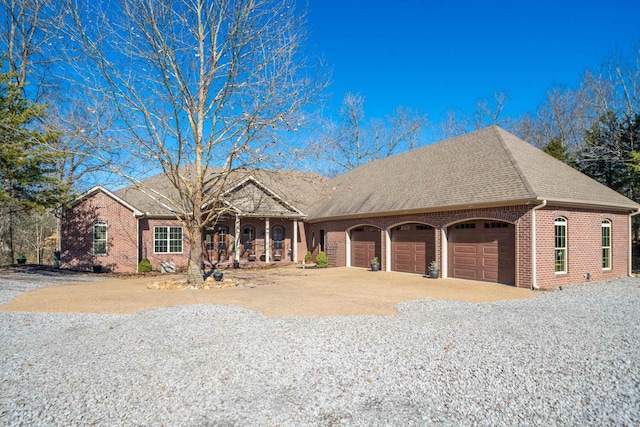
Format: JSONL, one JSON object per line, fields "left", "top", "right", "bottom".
{"left": 630, "top": 208, "right": 640, "bottom": 277}
{"left": 530, "top": 200, "right": 547, "bottom": 290}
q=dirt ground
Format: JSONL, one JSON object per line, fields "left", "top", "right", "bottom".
{"left": 0, "top": 265, "right": 538, "bottom": 317}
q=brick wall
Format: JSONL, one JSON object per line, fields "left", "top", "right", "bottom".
{"left": 535, "top": 207, "right": 630, "bottom": 288}
{"left": 307, "top": 205, "right": 631, "bottom": 289}
{"left": 139, "top": 217, "right": 190, "bottom": 272}
{"left": 308, "top": 205, "right": 530, "bottom": 274}
{"left": 61, "top": 190, "right": 138, "bottom": 273}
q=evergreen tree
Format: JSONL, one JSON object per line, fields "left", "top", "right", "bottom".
{"left": 578, "top": 111, "right": 640, "bottom": 200}
{"left": 0, "top": 69, "right": 67, "bottom": 209}
{"left": 542, "top": 138, "right": 575, "bottom": 166}
{"left": 0, "top": 67, "right": 69, "bottom": 262}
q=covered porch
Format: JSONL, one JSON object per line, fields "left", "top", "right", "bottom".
{"left": 201, "top": 173, "right": 308, "bottom": 269}
{"left": 203, "top": 215, "right": 303, "bottom": 268}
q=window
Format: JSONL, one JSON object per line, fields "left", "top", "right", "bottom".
{"left": 154, "top": 226, "right": 183, "bottom": 253}
{"left": 485, "top": 222, "right": 508, "bottom": 228}
{"left": 243, "top": 226, "right": 255, "bottom": 250}
{"left": 93, "top": 222, "right": 107, "bottom": 255}
{"left": 217, "top": 227, "right": 228, "bottom": 251}
{"left": 555, "top": 217, "right": 567, "bottom": 273}
{"left": 602, "top": 220, "right": 611, "bottom": 270}
{"left": 455, "top": 223, "right": 475, "bottom": 229}
{"left": 273, "top": 226, "right": 284, "bottom": 250}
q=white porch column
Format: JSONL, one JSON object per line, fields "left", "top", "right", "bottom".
{"left": 293, "top": 219, "right": 298, "bottom": 262}
{"left": 265, "top": 217, "right": 270, "bottom": 263}
{"left": 234, "top": 215, "right": 241, "bottom": 263}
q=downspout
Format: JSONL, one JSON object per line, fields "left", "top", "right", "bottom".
{"left": 630, "top": 208, "right": 640, "bottom": 277}
{"left": 530, "top": 200, "right": 547, "bottom": 290}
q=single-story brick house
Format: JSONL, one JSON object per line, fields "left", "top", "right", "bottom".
{"left": 61, "top": 126, "right": 639, "bottom": 288}
{"left": 61, "top": 169, "right": 320, "bottom": 274}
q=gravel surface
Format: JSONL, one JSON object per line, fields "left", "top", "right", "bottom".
{"left": 1, "top": 272, "right": 639, "bottom": 426}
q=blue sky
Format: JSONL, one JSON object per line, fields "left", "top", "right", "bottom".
{"left": 306, "top": 0, "right": 640, "bottom": 125}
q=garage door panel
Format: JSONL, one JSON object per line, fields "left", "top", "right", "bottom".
{"left": 351, "top": 228, "right": 381, "bottom": 269}
{"left": 394, "top": 252, "right": 412, "bottom": 262}
{"left": 453, "top": 255, "right": 477, "bottom": 267}
{"left": 453, "top": 245, "right": 477, "bottom": 255}
{"left": 449, "top": 221, "right": 515, "bottom": 285}
{"left": 392, "top": 225, "right": 434, "bottom": 274}
{"left": 483, "top": 258, "right": 499, "bottom": 268}
{"left": 453, "top": 267, "right": 478, "bottom": 280}
{"left": 483, "top": 246, "right": 499, "bottom": 255}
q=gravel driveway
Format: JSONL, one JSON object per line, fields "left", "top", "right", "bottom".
{"left": 1, "top": 270, "right": 639, "bottom": 426}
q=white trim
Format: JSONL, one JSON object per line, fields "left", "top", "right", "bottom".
{"left": 345, "top": 229, "right": 352, "bottom": 267}
{"left": 92, "top": 221, "right": 108, "bottom": 256}
{"left": 602, "top": 219, "right": 612, "bottom": 271}
{"left": 440, "top": 227, "right": 448, "bottom": 279}
{"left": 153, "top": 226, "right": 184, "bottom": 254}
{"left": 72, "top": 186, "right": 143, "bottom": 217}
{"left": 265, "top": 217, "right": 270, "bottom": 263}
{"left": 235, "top": 216, "right": 241, "bottom": 263}
{"left": 554, "top": 216, "right": 568, "bottom": 275}
{"left": 293, "top": 219, "right": 298, "bottom": 262}
{"left": 136, "top": 217, "right": 140, "bottom": 273}
{"left": 385, "top": 228, "right": 392, "bottom": 272}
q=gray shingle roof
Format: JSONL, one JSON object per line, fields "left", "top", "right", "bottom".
{"left": 113, "top": 167, "right": 325, "bottom": 217}
{"left": 307, "top": 126, "right": 639, "bottom": 221}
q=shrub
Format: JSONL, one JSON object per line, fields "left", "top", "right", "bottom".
{"left": 315, "top": 251, "right": 328, "bottom": 268}
{"left": 138, "top": 258, "right": 152, "bottom": 272}
{"left": 304, "top": 251, "right": 313, "bottom": 263}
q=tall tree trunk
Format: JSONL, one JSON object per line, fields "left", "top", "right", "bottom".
{"left": 186, "top": 213, "right": 204, "bottom": 285}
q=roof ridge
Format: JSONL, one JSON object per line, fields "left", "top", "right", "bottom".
{"left": 492, "top": 127, "right": 537, "bottom": 199}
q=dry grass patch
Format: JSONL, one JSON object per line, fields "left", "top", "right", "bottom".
{"left": 147, "top": 276, "right": 241, "bottom": 290}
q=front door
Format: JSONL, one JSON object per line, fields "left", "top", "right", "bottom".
{"left": 213, "top": 226, "right": 229, "bottom": 262}
{"left": 241, "top": 226, "right": 255, "bottom": 259}
{"left": 272, "top": 226, "right": 285, "bottom": 261}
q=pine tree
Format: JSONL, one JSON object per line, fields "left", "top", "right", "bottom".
{"left": 0, "top": 68, "right": 69, "bottom": 262}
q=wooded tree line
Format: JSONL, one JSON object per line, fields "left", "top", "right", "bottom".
{"left": 0, "top": 0, "right": 638, "bottom": 278}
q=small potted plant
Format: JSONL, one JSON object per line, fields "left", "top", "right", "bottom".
{"left": 16, "top": 253, "right": 26, "bottom": 265}
{"left": 370, "top": 257, "right": 380, "bottom": 271}
{"left": 428, "top": 260, "right": 439, "bottom": 278}
{"left": 212, "top": 268, "right": 224, "bottom": 282}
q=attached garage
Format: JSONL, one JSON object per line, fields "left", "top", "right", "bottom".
{"left": 351, "top": 227, "right": 381, "bottom": 268}
{"left": 448, "top": 220, "right": 515, "bottom": 284}
{"left": 391, "top": 224, "right": 435, "bottom": 274}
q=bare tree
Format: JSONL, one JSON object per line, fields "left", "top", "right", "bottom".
{"left": 438, "top": 109, "right": 469, "bottom": 140}
{"left": 473, "top": 91, "right": 508, "bottom": 130}
{"left": 63, "top": 0, "right": 327, "bottom": 283}
{"left": 314, "top": 92, "right": 426, "bottom": 175}
{"left": 584, "top": 43, "right": 640, "bottom": 122}
{"left": 437, "top": 91, "right": 509, "bottom": 140}
{"left": 514, "top": 85, "right": 592, "bottom": 155}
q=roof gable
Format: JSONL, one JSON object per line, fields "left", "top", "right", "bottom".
{"left": 71, "top": 186, "right": 142, "bottom": 216}
{"left": 223, "top": 176, "right": 304, "bottom": 217}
